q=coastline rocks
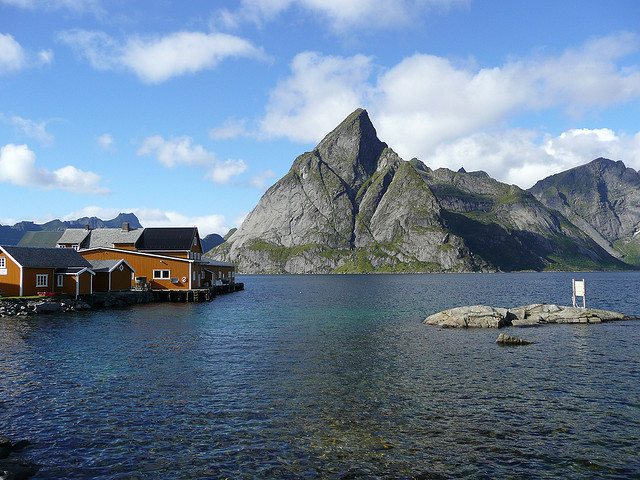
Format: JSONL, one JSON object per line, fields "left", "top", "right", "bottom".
{"left": 424, "top": 303, "right": 634, "bottom": 328}
{"left": 496, "top": 334, "right": 533, "bottom": 345}
{"left": 424, "top": 305, "right": 511, "bottom": 328}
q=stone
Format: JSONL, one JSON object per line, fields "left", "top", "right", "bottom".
{"left": 424, "top": 305, "right": 510, "bottom": 328}
{"left": 496, "top": 334, "right": 534, "bottom": 345}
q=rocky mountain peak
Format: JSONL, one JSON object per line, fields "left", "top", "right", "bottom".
{"left": 312, "top": 108, "right": 388, "bottom": 184}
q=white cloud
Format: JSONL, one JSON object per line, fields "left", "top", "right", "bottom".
{"left": 0, "top": 33, "right": 26, "bottom": 73}
{"left": 423, "top": 128, "right": 640, "bottom": 188}
{"left": 2, "top": 115, "right": 54, "bottom": 145}
{"left": 219, "top": 0, "right": 467, "bottom": 32}
{"left": 137, "top": 135, "right": 248, "bottom": 184}
{"left": 260, "top": 51, "right": 374, "bottom": 142}
{"left": 209, "top": 118, "right": 249, "bottom": 140}
{"left": 1, "top": 0, "right": 105, "bottom": 15}
{"left": 137, "top": 135, "right": 217, "bottom": 167}
{"left": 97, "top": 133, "right": 114, "bottom": 151}
{"left": 0, "top": 143, "right": 110, "bottom": 194}
{"left": 58, "top": 29, "right": 267, "bottom": 83}
{"left": 260, "top": 33, "right": 640, "bottom": 182}
{"left": 232, "top": 212, "right": 248, "bottom": 227}
{"left": 205, "top": 158, "right": 248, "bottom": 184}
{"left": 247, "top": 169, "right": 276, "bottom": 189}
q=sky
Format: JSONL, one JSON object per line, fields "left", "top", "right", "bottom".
{"left": 1, "top": 0, "right": 640, "bottom": 236}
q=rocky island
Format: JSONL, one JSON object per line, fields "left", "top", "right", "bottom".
{"left": 424, "top": 303, "right": 636, "bottom": 328}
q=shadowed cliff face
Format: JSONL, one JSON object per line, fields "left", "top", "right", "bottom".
{"left": 529, "top": 158, "right": 640, "bottom": 264}
{"left": 211, "top": 110, "right": 629, "bottom": 274}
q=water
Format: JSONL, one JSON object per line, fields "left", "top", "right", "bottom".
{"left": 1, "top": 272, "right": 640, "bottom": 479}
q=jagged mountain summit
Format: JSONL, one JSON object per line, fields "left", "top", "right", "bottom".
{"left": 529, "top": 158, "right": 640, "bottom": 264}
{"left": 211, "top": 109, "right": 628, "bottom": 273}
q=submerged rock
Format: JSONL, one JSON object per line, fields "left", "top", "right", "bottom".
{"left": 496, "top": 334, "right": 534, "bottom": 345}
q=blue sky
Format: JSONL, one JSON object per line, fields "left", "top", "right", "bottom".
{"left": 1, "top": 0, "right": 640, "bottom": 235}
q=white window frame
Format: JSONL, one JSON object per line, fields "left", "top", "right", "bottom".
{"left": 0, "top": 257, "right": 5, "bottom": 268}
{"left": 56, "top": 274, "right": 64, "bottom": 287}
{"left": 36, "top": 274, "right": 48, "bottom": 287}
{"left": 153, "top": 269, "right": 170, "bottom": 279}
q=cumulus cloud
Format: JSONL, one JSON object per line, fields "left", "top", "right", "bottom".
{"left": 0, "top": 143, "right": 110, "bottom": 194}
{"left": 58, "top": 29, "right": 267, "bottom": 83}
{"left": 1, "top": 0, "right": 105, "bottom": 16}
{"left": 247, "top": 169, "right": 276, "bottom": 189}
{"left": 423, "top": 128, "right": 640, "bottom": 188}
{"left": 1, "top": 115, "right": 54, "bottom": 145}
{"left": 0, "top": 33, "right": 26, "bottom": 73}
{"left": 97, "top": 133, "right": 114, "bottom": 151}
{"left": 261, "top": 51, "right": 373, "bottom": 142}
{"left": 209, "top": 118, "right": 250, "bottom": 140}
{"left": 137, "top": 135, "right": 248, "bottom": 184}
{"left": 259, "top": 33, "right": 640, "bottom": 185}
{"left": 219, "top": 0, "right": 467, "bottom": 32}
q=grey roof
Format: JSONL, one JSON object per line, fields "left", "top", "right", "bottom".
{"left": 136, "top": 227, "right": 198, "bottom": 251}
{"left": 57, "top": 229, "right": 90, "bottom": 245}
{"left": 18, "top": 231, "right": 64, "bottom": 248}
{"left": 84, "top": 228, "right": 143, "bottom": 249}
{"left": 88, "top": 258, "right": 133, "bottom": 273}
{"left": 1, "top": 245, "right": 92, "bottom": 268}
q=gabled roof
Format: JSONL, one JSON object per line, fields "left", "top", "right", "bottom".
{"left": 1, "top": 245, "right": 92, "bottom": 268}
{"left": 136, "top": 227, "right": 198, "bottom": 251}
{"left": 57, "top": 229, "right": 90, "bottom": 245}
{"left": 202, "top": 258, "right": 236, "bottom": 268}
{"left": 84, "top": 228, "right": 143, "bottom": 249}
{"left": 18, "top": 231, "right": 64, "bottom": 248}
{"left": 88, "top": 258, "right": 135, "bottom": 273}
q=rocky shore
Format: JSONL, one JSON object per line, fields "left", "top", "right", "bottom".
{"left": 0, "top": 436, "right": 38, "bottom": 479}
{"left": 424, "top": 303, "right": 636, "bottom": 328}
{"left": 0, "top": 291, "right": 154, "bottom": 318}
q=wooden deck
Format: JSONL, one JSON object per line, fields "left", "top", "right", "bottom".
{"left": 151, "top": 282, "right": 244, "bottom": 303}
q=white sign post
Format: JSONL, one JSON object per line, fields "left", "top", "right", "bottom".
{"left": 572, "top": 279, "right": 586, "bottom": 308}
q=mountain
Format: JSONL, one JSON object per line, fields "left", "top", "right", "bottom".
{"left": 529, "top": 158, "right": 640, "bottom": 264}
{"left": 210, "top": 109, "right": 627, "bottom": 273}
{"left": 201, "top": 233, "right": 225, "bottom": 253}
{"left": 0, "top": 213, "right": 143, "bottom": 246}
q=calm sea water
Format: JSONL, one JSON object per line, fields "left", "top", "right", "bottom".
{"left": 1, "top": 272, "right": 640, "bottom": 479}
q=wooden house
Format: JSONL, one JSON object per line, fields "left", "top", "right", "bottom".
{"left": 55, "top": 225, "right": 237, "bottom": 292}
{"left": 0, "top": 246, "right": 94, "bottom": 297}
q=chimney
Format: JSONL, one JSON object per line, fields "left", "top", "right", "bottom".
{"left": 122, "top": 222, "right": 130, "bottom": 232}
{"left": 84, "top": 224, "right": 90, "bottom": 230}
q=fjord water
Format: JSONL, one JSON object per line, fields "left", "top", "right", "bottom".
{"left": 1, "top": 273, "right": 640, "bottom": 479}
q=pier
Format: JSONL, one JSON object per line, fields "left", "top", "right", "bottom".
{"left": 151, "top": 282, "right": 244, "bottom": 303}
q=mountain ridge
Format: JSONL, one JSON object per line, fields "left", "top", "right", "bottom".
{"left": 211, "top": 109, "right": 631, "bottom": 273}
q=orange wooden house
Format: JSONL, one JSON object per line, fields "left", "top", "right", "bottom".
{"left": 57, "top": 225, "right": 236, "bottom": 291}
{"left": 0, "top": 245, "right": 94, "bottom": 297}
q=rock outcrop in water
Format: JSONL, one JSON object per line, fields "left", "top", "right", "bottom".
{"left": 211, "top": 109, "right": 627, "bottom": 273}
{"left": 0, "top": 435, "right": 39, "bottom": 479}
{"left": 424, "top": 304, "right": 634, "bottom": 328}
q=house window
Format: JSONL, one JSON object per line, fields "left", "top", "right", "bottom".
{"left": 153, "top": 269, "right": 170, "bottom": 279}
{"left": 56, "top": 275, "right": 64, "bottom": 287}
{"left": 0, "top": 257, "right": 5, "bottom": 268}
{"left": 36, "top": 274, "right": 48, "bottom": 287}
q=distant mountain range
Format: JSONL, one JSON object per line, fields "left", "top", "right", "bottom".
{"left": 0, "top": 213, "right": 143, "bottom": 246}
{"left": 210, "top": 108, "right": 640, "bottom": 273}
{"left": 0, "top": 213, "right": 227, "bottom": 252}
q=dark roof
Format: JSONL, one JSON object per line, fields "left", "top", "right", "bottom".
{"left": 1, "top": 246, "right": 92, "bottom": 268}
{"left": 17, "top": 231, "right": 64, "bottom": 248}
{"left": 136, "top": 227, "right": 198, "bottom": 251}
